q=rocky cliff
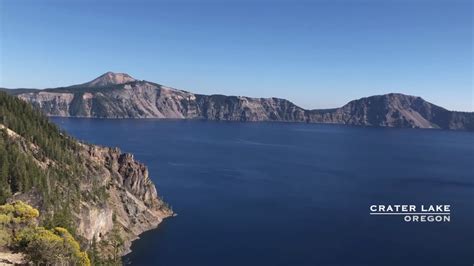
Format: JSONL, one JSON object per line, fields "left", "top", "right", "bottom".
{"left": 6, "top": 129, "right": 173, "bottom": 255}
{"left": 6, "top": 72, "right": 474, "bottom": 130}
{"left": 307, "top": 93, "right": 474, "bottom": 130}
{"left": 76, "top": 144, "right": 172, "bottom": 254}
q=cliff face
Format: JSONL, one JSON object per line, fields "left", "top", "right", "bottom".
{"left": 6, "top": 128, "right": 172, "bottom": 255}
{"left": 308, "top": 93, "right": 474, "bottom": 130}
{"left": 76, "top": 144, "right": 172, "bottom": 253}
{"left": 16, "top": 82, "right": 309, "bottom": 122}
{"left": 9, "top": 72, "right": 474, "bottom": 130}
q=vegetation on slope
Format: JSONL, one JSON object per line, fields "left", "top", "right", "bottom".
{"left": 0, "top": 91, "right": 84, "bottom": 232}
{"left": 0, "top": 92, "right": 127, "bottom": 264}
{"left": 0, "top": 201, "right": 90, "bottom": 265}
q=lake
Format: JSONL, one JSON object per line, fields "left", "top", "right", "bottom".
{"left": 52, "top": 118, "right": 474, "bottom": 266}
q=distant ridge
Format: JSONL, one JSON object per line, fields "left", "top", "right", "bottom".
{"left": 3, "top": 72, "right": 473, "bottom": 131}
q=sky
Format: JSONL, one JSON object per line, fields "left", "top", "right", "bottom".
{"left": 0, "top": 0, "right": 472, "bottom": 111}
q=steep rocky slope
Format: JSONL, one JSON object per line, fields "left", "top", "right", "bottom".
{"left": 0, "top": 92, "right": 172, "bottom": 258}
{"left": 307, "top": 93, "right": 474, "bottom": 130}
{"left": 72, "top": 143, "right": 172, "bottom": 254}
{"left": 5, "top": 72, "right": 474, "bottom": 130}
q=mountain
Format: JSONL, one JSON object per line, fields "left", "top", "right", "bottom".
{"left": 4, "top": 72, "right": 473, "bottom": 130}
{"left": 307, "top": 93, "right": 474, "bottom": 130}
{"left": 0, "top": 92, "right": 172, "bottom": 261}
{"left": 76, "top": 71, "right": 136, "bottom": 88}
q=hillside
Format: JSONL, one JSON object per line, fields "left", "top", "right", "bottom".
{"left": 0, "top": 92, "right": 172, "bottom": 263}
{"left": 307, "top": 93, "right": 474, "bottom": 130}
{"left": 3, "top": 72, "right": 474, "bottom": 130}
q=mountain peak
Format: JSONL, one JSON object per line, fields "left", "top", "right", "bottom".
{"left": 82, "top": 72, "right": 136, "bottom": 87}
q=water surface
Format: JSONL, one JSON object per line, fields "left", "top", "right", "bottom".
{"left": 52, "top": 118, "right": 474, "bottom": 266}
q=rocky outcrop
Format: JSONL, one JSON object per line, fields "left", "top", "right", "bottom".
{"left": 8, "top": 72, "right": 474, "bottom": 130}
{"left": 75, "top": 144, "right": 172, "bottom": 254}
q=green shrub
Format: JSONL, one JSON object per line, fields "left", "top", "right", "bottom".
{"left": 0, "top": 201, "right": 90, "bottom": 266}
{"left": 26, "top": 227, "right": 90, "bottom": 266}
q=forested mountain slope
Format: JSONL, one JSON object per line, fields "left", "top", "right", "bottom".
{"left": 0, "top": 92, "right": 172, "bottom": 263}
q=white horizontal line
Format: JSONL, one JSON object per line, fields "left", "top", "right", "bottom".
{"left": 370, "top": 213, "right": 450, "bottom": 215}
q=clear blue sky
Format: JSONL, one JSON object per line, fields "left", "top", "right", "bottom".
{"left": 0, "top": 0, "right": 472, "bottom": 111}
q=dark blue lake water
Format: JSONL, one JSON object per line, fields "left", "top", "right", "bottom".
{"left": 51, "top": 118, "right": 474, "bottom": 266}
